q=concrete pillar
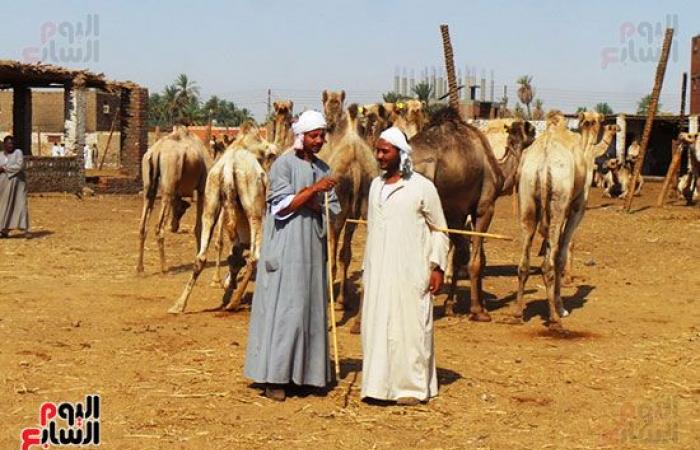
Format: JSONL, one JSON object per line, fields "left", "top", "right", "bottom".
{"left": 616, "top": 114, "right": 627, "bottom": 161}
{"left": 64, "top": 78, "right": 87, "bottom": 184}
{"left": 120, "top": 87, "right": 148, "bottom": 179}
{"left": 689, "top": 114, "right": 699, "bottom": 134}
{"left": 12, "top": 86, "right": 32, "bottom": 155}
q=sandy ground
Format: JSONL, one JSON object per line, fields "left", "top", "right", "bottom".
{"left": 1, "top": 182, "right": 698, "bottom": 449}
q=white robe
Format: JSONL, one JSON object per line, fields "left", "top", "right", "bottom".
{"left": 361, "top": 172, "right": 449, "bottom": 401}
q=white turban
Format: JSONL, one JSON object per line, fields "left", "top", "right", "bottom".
{"left": 292, "top": 110, "right": 327, "bottom": 150}
{"left": 379, "top": 127, "right": 413, "bottom": 176}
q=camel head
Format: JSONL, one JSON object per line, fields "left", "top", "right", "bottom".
{"left": 171, "top": 197, "right": 191, "bottom": 232}
{"left": 577, "top": 111, "right": 604, "bottom": 147}
{"left": 273, "top": 100, "right": 293, "bottom": 120}
{"left": 505, "top": 120, "right": 536, "bottom": 157}
{"left": 360, "top": 103, "right": 391, "bottom": 144}
{"left": 232, "top": 120, "right": 280, "bottom": 172}
{"left": 393, "top": 99, "right": 427, "bottom": 139}
{"left": 678, "top": 132, "right": 698, "bottom": 145}
{"left": 322, "top": 90, "right": 346, "bottom": 131}
{"left": 589, "top": 124, "right": 620, "bottom": 160}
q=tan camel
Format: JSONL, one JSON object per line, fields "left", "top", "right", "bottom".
{"left": 137, "top": 126, "right": 212, "bottom": 274}
{"left": 319, "top": 91, "right": 379, "bottom": 316}
{"left": 270, "top": 100, "right": 294, "bottom": 150}
{"left": 358, "top": 103, "right": 391, "bottom": 148}
{"left": 168, "top": 148, "right": 267, "bottom": 314}
{"left": 392, "top": 99, "right": 427, "bottom": 139}
{"left": 515, "top": 111, "right": 618, "bottom": 327}
{"left": 209, "top": 123, "right": 278, "bottom": 287}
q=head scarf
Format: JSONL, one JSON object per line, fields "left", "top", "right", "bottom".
{"left": 292, "top": 110, "right": 327, "bottom": 150}
{"left": 379, "top": 127, "right": 412, "bottom": 177}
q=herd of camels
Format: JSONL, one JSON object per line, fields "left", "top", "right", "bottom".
{"left": 135, "top": 91, "right": 628, "bottom": 331}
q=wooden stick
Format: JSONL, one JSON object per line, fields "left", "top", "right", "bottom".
{"left": 345, "top": 218, "right": 513, "bottom": 241}
{"left": 625, "top": 28, "right": 674, "bottom": 211}
{"left": 656, "top": 72, "right": 688, "bottom": 207}
{"left": 324, "top": 193, "right": 340, "bottom": 380}
{"left": 98, "top": 105, "right": 120, "bottom": 170}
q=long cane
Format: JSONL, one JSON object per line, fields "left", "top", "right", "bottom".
{"left": 324, "top": 192, "right": 341, "bottom": 380}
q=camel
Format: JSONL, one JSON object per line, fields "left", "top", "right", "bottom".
{"left": 393, "top": 99, "right": 427, "bottom": 139}
{"left": 168, "top": 147, "right": 267, "bottom": 314}
{"left": 209, "top": 122, "right": 278, "bottom": 287}
{"left": 515, "top": 111, "right": 618, "bottom": 327}
{"left": 441, "top": 117, "right": 535, "bottom": 308}
{"left": 319, "top": 91, "right": 379, "bottom": 316}
{"left": 358, "top": 103, "right": 391, "bottom": 148}
{"left": 270, "top": 100, "right": 294, "bottom": 150}
{"left": 408, "top": 107, "right": 507, "bottom": 320}
{"left": 136, "top": 126, "right": 212, "bottom": 274}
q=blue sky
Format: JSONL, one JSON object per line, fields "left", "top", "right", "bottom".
{"left": 3, "top": 0, "right": 699, "bottom": 119}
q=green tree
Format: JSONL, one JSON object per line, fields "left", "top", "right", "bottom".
{"left": 411, "top": 82, "right": 432, "bottom": 103}
{"left": 575, "top": 106, "right": 588, "bottom": 114}
{"left": 594, "top": 102, "right": 614, "bottom": 115}
{"left": 637, "top": 94, "right": 661, "bottom": 115}
{"left": 516, "top": 75, "right": 534, "bottom": 119}
{"left": 382, "top": 91, "right": 410, "bottom": 103}
{"left": 532, "top": 99, "right": 545, "bottom": 120}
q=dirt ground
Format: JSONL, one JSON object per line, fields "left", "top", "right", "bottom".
{"left": 1, "top": 182, "right": 698, "bottom": 449}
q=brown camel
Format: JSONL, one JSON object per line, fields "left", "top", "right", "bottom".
{"left": 410, "top": 107, "right": 506, "bottom": 320}
{"left": 137, "top": 126, "right": 212, "bottom": 274}
{"left": 392, "top": 99, "right": 428, "bottom": 139}
{"left": 358, "top": 103, "right": 391, "bottom": 148}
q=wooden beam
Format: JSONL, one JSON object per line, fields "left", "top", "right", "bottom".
{"left": 625, "top": 28, "right": 674, "bottom": 211}
{"left": 440, "top": 24, "right": 460, "bottom": 112}
{"left": 657, "top": 72, "right": 688, "bottom": 206}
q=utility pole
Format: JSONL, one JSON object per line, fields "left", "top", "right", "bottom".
{"left": 267, "top": 89, "right": 271, "bottom": 117}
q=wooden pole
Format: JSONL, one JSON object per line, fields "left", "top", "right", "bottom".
{"left": 345, "top": 218, "right": 513, "bottom": 241}
{"left": 625, "top": 28, "right": 674, "bottom": 211}
{"left": 657, "top": 71, "right": 688, "bottom": 206}
{"left": 324, "top": 193, "right": 340, "bottom": 380}
{"left": 98, "top": 105, "right": 120, "bottom": 171}
{"left": 440, "top": 24, "right": 460, "bottom": 112}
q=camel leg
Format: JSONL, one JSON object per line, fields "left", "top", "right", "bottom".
{"left": 468, "top": 205, "right": 495, "bottom": 322}
{"left": 155, "top": 195, "right": 173, "bottom": 274}
{"left": 168, "top": 195, "right": 221, "bottom": 314}
{"left": 515, "top": 201, "right": 537, "bottom": 319}
{"left": 210, "top": 209, "right": 226, "bottom": 287}
{"left": 136, "top": 194, "right": 155, "bottom": 274}
{"left": 194, "top": 187, "right": 204, "bottom": 255}
{"left": 224, "top": 210, "right": 258, "bottom": 311}
{"left": 337, "top": 220, "right": 355, "bottom": 311}
{"left": 542, "top": 203, "right": 569, "bottom": 329}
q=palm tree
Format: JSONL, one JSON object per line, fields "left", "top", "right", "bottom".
{"left": 637, "top": 95, "right": 661, "bottom": 115}
{"left": 594, "top": 102, "right": 614, "bottom": 115}
{"left": 514, "top": 103, "right": 526, "bottom": 119}
{"left": 412, "top": 82, "right": 432, "bottom": 103}
{"left": 516, "top": 75, "right": 534, "bottom": 119}
{"left": 382, "top": 91, "right": 409, "bottom": 103}
{"left": 575, "top": 106, "right": 588, "bottom": 114}
{"left": 532, "top": 99, "right": 545, "bottom": 120}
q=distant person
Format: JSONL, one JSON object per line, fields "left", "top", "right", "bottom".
{"left": 92, "top": 144, "right": 99, "bottom": 165}
{"left": 84, "top": 143, "right": 94, "bottom": 169}
{"left": 59, "top": 143, "right": 66, "bottom": 157}
{"left": 51, "top": 142, "right": 62, "bottom": 157}
{"left": 0, "top": 136, "right": 29, "bottom": 238}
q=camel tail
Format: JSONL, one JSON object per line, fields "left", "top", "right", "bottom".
{"left": 142, "top": 151, "right": 160, "bottom": 200}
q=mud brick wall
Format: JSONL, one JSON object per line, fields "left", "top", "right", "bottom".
{"left": 119, "top": 87, "right": 148, "bottom": 179}
{"left": 25, "top": 156, "right": 82, "bottom": 193}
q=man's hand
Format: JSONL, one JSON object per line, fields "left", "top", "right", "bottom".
{"left": 313, "top": 177, "right": 337, "bottom": 193}
{"left": 429, "top": 268, "right": 444, "bottom": 294}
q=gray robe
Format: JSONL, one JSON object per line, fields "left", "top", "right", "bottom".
{"left": 244, "top": 151, "right": 340, "bottom": 387}
{"left": 0, "top": 149, "right": 29, "bottom": 231}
